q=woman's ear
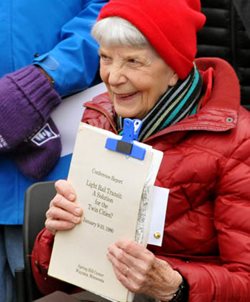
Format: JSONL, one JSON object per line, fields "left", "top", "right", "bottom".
{"left": 169, "top": 73, "right": 179, "bottom": 87}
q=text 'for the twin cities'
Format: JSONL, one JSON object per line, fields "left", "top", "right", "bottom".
{"left": 84, "top": 169, "right": 124, "bottom": 234}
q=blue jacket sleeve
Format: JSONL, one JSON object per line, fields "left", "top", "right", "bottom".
{"left": 33, "top": 0, "right": 107, "bottom": 97}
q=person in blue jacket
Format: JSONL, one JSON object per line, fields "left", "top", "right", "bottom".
{"left": 0, "top": 1, "right": 107, "bottom": 301}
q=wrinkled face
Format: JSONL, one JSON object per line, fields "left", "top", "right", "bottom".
{"left": 99, "top": 45, "right": 178, "bottom": 119}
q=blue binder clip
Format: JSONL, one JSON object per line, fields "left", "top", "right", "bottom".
{"left": 105, "top": 118, "right": 146, "bottom": 160}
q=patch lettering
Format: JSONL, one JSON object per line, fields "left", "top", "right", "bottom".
{"left": 31, "top": 123, "right": 59, "bottom": 146}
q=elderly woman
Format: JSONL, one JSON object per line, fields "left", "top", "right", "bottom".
{"left": 31, "top": 0, "right": 250, "bottom": 301}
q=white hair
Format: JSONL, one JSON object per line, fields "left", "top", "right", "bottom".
{"left": 91, "top": 17, "right": 150, "bottom": 48}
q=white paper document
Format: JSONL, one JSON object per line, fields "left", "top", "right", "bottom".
{"left": 48, "top": 122, "right": 168, "bottom": 302}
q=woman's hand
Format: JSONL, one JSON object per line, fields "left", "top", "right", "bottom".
{"left": 107, "top": 240, "right": 183, "bottom": 301}
{"left": 45, "top": 179, "right": 83, "bottom": 234}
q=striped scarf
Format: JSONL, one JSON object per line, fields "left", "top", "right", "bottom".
{"left": 117, "top": 65, "right": 203, "bottom": 141}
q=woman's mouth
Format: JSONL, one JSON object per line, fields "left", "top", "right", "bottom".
{"left": 114, "top": 92, "right": 138, "bottom": 101}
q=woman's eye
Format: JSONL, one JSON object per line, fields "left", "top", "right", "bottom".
{"left": 100, "top": 54, "right": 111, "bottom": 63}
{"left": 128, "top": 59, "right": 137, "bottom": 64}
{"left": 127, "top": 59, "right": 142, "bottom": 67}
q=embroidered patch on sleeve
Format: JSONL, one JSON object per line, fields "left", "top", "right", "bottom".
{"left": 31, "top": 123, "right": 59, "bottom": 146}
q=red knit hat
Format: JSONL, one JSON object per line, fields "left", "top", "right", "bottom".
{"left": 98, "top": 0, "right": 206, "bottom": 79}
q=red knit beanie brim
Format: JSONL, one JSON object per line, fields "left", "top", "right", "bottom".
{"left": 98, "top": 0, "right": 206, "bottom": 79}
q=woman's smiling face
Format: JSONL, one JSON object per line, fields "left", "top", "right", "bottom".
{"left": 99, "top": 45, "right": 178, "bottom": 119}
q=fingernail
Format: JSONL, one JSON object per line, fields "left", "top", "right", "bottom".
{"left": 73, "top": 216, "right": 80, "bottom": 223}
{"left": 75, "top": 207, "right": 82, "bottom": 215}
{"left": 68, "top": 194, "right": 75, "bottom": 201}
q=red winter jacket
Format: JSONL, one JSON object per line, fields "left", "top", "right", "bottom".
{"left": 32, "top": 57, "right": 250, "bottom": 301}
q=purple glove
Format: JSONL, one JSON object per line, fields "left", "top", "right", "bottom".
{"left": 13, "top": 118, "right": 62, "bottom": 180}
{"left": 0, "top": 65, "right": 61, "bottom": 152}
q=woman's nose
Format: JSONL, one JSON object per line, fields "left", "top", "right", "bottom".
{"left": 108, "top": 66, "right": 126, "bottom": 86}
